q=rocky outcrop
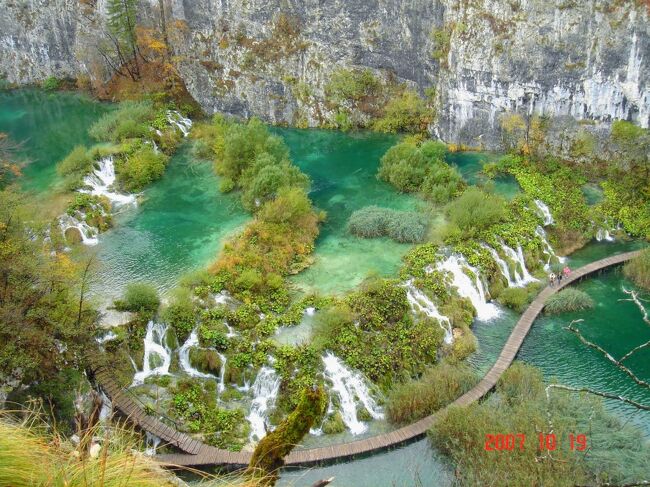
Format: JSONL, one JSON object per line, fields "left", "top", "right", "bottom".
{"left": 0, "top": 0, "right": 647, "bottom": 148}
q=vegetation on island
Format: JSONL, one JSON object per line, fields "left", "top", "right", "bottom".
{"left": 544, "top": 288, "right": 594, "bottom": 315}
{"left": 347, "top": 205, "right": 429, "bottom": 243}
{"left": 429, "top": 362, "right": 650, "bottom": 486}
{"left": 624, "top": 248, "right": 650, "bottom": 291}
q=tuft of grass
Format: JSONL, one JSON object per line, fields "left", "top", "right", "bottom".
{"left": 624, "top": 248, "right": 650, "bottom": 291}
{"left": 544, "top": 288, "right": 594, "bottom": 314}
{"left": 386, "top": 362, "right": 477, "bottom": 424}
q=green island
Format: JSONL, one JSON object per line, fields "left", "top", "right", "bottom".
{"left": 1, "top": 1, "right": 649, "bottom": 486}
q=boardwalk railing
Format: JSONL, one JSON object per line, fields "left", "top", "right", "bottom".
{"left": 90, "top": 250, "right": 641, "bottom": 467}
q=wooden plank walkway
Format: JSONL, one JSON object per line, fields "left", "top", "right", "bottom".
{"left": 91, "top": 250, "right": 641, "bottom": 468}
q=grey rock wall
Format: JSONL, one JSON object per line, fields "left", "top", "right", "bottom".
{"left": 0, "top": 0, "right": 647, "bottom": 148}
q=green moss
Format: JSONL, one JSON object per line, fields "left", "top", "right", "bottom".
{"left": 188, "top": 348, "right": 222, "bottom": 375}
{"left": 321, "top": 411, "right": 346, "bottom": 434}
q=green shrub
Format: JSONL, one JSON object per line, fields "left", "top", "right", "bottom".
{"left": 188, "top": 348, "right": 222, "bottom": 375}
{"left": 57, "top": 146, "right": 93, "bottom": 189}
{"left": 325, "top": 68, "right": 380, "bottom": 103}
{"left": 445, "top": 187, "right": 506, "bottom": 238}
{"left": 386, "top": 361, "right": 476, "bottom": 424}
{"left": 115, "top": 145, "right": 168, "bottom": 192}
{"left": 114, "top": 282, "right": 160, "bottom": 315}
{"left": 623, "top": 248, "right": 650, "bottom": 290}
{"left": 161, "top": 299, "right": 196, "bottom": 342}
{"left": 347, "top": 206, "right": 428, "bottom": 243}
{"left": 498, "top": 286, "right": 529, "bottom": 312}
{"left": 89, "top": 101, "right": 157, "bottom": 143}
{"left": 42, "top": 76, "right": 61, "bottom": 91}
{"left": 372, "top": 89, "right": 433, "bottom": 134}
{"left": 544, "top": 288, "right": 594, "bottom": 314}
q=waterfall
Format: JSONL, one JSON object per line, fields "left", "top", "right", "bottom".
{"left": 167, "top": 110, "right": 193, "bottom": 137}
{"left": 144, "top": 432, "right": 161, "bottom": 456}
{"left": 80, "top": 156, "right": 137, "bottom": 208}
{"left": 403, "top": 280, "right": 453, "bottom": 344}
{"left": 96, "top": 330, "right": 118, "bottom": 344}
{"left": 499, "top": 243, "right": 538, "bottom": 286}
{"left": 535, "top": 226, "right": 566, "bottom": 271}
{"left": 178, "top": 329, "right": 214, "bottom": 379}
{"left": 482, "top": 244, "right": 516, "bottom": 287}
{"left": 217, "top": 352, "right": 227, "bottom": 393}
{"left": 247, "top": 366, "right": 281, "bottom": 442}
{"left": 596, "top": 228, "right": 615, "bottom": 242}
{"left": 434, "top": 255, "right": 500, "bottom": 321}
{"left": 322, "top": 352, "right": 384, "bottom": 435}
{"left": 534, "top": 199, "right": 554, "bottom": 226}
{"left": 305, "top": 307, "right": 316, "bottom": 316}
{"left": 59, "top": 213, "right": 98, "bottom": 246}
{"left": 131, "top": 321, "right": 172, "bottom": 386}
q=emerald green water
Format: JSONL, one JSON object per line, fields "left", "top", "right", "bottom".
{"left": 0, "top": 89, "right": 109, "bottom": 193}
{"left": 90, "top": 146, "right": 250, "bottom": 303}
{"left": 6, "top": 90, "right": 649, "bottom": 484}
{"left": 276, "top": 128, "right": 423, "bottom": 295}
{"left": 446, "top": 151, "right": 520, "bottom": 199}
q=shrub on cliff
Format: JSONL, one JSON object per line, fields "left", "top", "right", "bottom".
{"left": 623, "top": 248, "right": 650, "bottom": 291}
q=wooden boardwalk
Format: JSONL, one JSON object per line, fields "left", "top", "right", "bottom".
{"left": 91, "top": 250, "right": 641, "bottom": 468}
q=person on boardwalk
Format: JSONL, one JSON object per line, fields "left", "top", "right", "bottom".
{"left": 549, "top": 272, "right": 556, "bottom": 286}
{"left": 563, "top": 265, "right": 571, "bottom": 278}
{"left": 557, "top": 271, "right": 563, "bottom": 285}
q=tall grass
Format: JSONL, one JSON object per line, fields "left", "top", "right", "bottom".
{"left": 386, "top": 362, "right": 477, "bottom": 424}
{"left": 624, "top": 248, "right": 650, "bottom": 290}
{"left": 0, "top": 411, "right": 267, "bottom": 487}
{"left": 544, "top": 288, "right": 594, "bottom": 314}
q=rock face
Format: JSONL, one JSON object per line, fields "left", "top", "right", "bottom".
{"left": 0, "top": 0, "right": 647, "bottom": 147}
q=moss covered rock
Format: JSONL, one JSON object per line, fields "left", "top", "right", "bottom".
{"left": 321, "top": 411, "right": 346, "bottom": 434}
{"left": 189, "top": 348, "right": 222, "bottom": 375}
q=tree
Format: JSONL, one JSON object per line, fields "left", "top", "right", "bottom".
{"left": 98, "top": 0, "right": 145, "bottom": 81}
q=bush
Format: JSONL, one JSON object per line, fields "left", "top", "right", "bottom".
{"left": 445, "top": 187, "right": 506, "bottom": 238}
{"left": 57, "top": 146, "right": 93, "bottom": 189}
{"left": 386, "top": 362, "right": 476, "bottom": 424}
{"left": 42, "top": 76, "right": 61, "bottom": 91}
{"left": 372, "top": 89, "right": 433, "bottom": 134}
{"left": 89, "top": 101, "right": 157, "bottom": 143}
{"left": 544, "top": 288, "right": 594, "bottom": 314}
{"left": 347, "top": 206, "right": 428, "bottom": 243}
{"left": 114, "top": 282, "right": 160, "bottom": 315}
{"left": 161, "top": 296, "right": 196, "bottom": 341}
{"left": 499, "top": 287, "right": 529, "bottom": 312}
{"left": 623, "top": 248, "right": 650, "bottom": 290}
{"left": 116, "top": 145, "right": 169, "bottom": 192}
{"left": 325, "top": 68, "right": 380, "bottom": 103}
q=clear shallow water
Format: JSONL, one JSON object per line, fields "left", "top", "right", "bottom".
{"left": 89, "top": 146, "right": 250, "bottom": 304}
{"left": 0, "top": 89, "right": 110, "bottom": 193}
{"left": 446, "top": 151, "right": 520, "bottom": 199}
{"left": 276, "top": 128, "right": 422, "bottom": 296}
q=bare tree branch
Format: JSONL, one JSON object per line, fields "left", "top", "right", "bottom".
{"left": 565, "top": 321, "right": 650, "bottom": 391}
{"left": 546, "top": 384, "right": 650, "bottom": 412}
{"left": 620, "top": 288, "right": 650, "bottom": 326}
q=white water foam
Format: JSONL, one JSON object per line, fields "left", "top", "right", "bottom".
{"left": 434, "top": 255, "right": 500, "bottom": 321}
{"left": 596, "top": 228, "right": 615, "bottom": 242}
{"left": 167, "top": 110, "right": 193, "bottom": 137}
{"left": 247, "top": 366, "right": 281, "bottom": 442}
{"left": 59, "top": 213, "right": 99, "bottom": 246}
{"left": 322, "top": 352, "right": 384, "bottom": 435}
{"left": 131, "top": 321, "right": 172, "bottom": 386}
{"left": 404, "top": 280, "right": 453, "bottom": 344}
{"left": 500, "top": 243, "right": 538, "bottom": 286}
{"left": 535, "top": 226, "right": 566, "bottom": 271}
{"left": 534, "top": 199, "right": 554, "bottom": 226}
{"left": 80, "top": 156, "right": 137, "bottom": 208}
{"left": 178, "top": 328, "right": 214, "bottom": 379}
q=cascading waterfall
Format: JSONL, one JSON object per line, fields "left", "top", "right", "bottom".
{"left": 247, "top": 366, "right": 281, "bottom": 442}
{"left": 322, "top": 352, "right": 384, "bottom": 435}
{"left": 482, "top": 244, "right": 516, "bottom": 287}
{"left": 596, "top": 228, "right": 615, "bottom": 242}
{"left": 167, "top": 110, "right": 193, "bottom": 137}
{"left": 178, "top": 328, "right": 215, "bottom": 379}
{"left": 434, "top": 255, "right": 500, "bottom": 321}
{"left": 144, "top": 432, "right": 161, "bottom": 456}
{"left": 59, "top": 213, "right": 98, "bottom": 246}
{"left": 500, "top": 243, "right": 538, "bottom": 286}
{"left": 534, "top": 199, "right": 554, "bottom": 226}
{"left": 217, "top": 352, "right": 227, "bottom": 393}
{"left": 80, "top": 156, "right": 137, "bottom": 207}
{"left": 403, "top": 280, "right": 453, "bottom": 344}
{"left": 535, "top": 226, "right": 566, "bottom": 271}
{"left": 131, "top": 321, "right": 172, "bottom": 386}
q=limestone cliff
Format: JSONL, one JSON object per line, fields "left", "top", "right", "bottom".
{"left": 0, "top": 0, "right": 647, "bottom": 147}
